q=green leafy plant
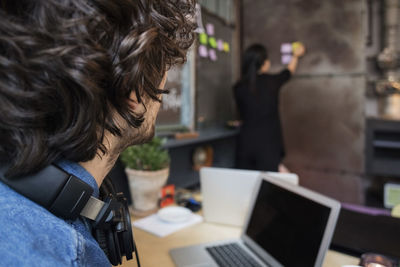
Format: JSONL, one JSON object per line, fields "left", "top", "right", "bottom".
{"left": 120, "top": 137, "right": 170, "bottom": 171}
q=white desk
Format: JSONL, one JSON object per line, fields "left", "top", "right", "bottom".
{"left": 121, "top": 220, "right": 360, "bottom": 267}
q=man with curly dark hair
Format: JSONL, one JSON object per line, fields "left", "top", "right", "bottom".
{"left": 0, "top": 0, "right": 196, "bottom": 266}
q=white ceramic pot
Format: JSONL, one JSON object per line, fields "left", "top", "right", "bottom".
{"left": 125, "top": 167, "right": 169, "bottom": 215}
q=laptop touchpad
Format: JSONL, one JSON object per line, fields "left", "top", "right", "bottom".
{"left": 170, "top": 245, "right": 217, "bottom": 267}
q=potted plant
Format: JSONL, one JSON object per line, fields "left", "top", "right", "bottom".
{"left": 120, "top": 137, "right": 170, "bottom": 216}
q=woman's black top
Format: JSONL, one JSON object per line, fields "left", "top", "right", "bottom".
{"left": 234, "top": 69, "right": 291, "bottom": 171}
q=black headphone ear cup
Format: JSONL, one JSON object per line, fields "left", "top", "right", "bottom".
{"left": 120, "top": 203, "right": 134, "bottom": 261}
{"left": 94, "top": 228, "right": 122, "bottom": 266}
{"left": 94, "top": 229, "right": 110, "bottom": 259}
{"left": 121, "top": 228, "right": 133, "bottom": 260}
{"left": 107, "top": 229, "right": 122, "bottom": 266}
{"left": 96, "top": 176, "right": 138, "bottom": 266}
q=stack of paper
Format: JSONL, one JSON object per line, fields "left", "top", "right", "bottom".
{"left": 132, "top": 213, "right": 203, "bottom": 237}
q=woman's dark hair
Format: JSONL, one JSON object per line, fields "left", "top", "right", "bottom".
{"left": 0, "top": 0, "right": 196, "bottom": 177}
{"left": 241, "top": 44, "right": 268, "bottom": 92}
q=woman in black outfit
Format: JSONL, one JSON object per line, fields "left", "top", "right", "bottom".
{"left": 234, "top": 43, "right": 305, "bottom": 172}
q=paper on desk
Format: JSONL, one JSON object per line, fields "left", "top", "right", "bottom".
{"left": 132, "top": 213, "right": 203, "bottom": 237}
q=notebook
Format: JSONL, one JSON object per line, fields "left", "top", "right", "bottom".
{"left": 200, "top": 167, "right": 299, "bottom": 227}
{"left": 170, "top": 173, "right": 340, "bottom": 267}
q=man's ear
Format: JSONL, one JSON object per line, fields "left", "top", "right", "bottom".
{"left": 128, "top": 72, "right": 167, "bottom": 111}
{"left": 127, "top": 91, "right": 146, "bottom": 114}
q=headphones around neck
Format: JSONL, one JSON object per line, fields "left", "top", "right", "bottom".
{"left": 0, "top": 164, "right": 140, "bottom": 266}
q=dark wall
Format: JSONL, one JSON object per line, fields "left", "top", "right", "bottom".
{"left": 243, "top": 0, "right": 365, "bottom": 75}
{"left": 196, "top": 10, "right": 238, "bottom": 129}
{"left": 242, "top": 0, "right": 366, "bottom": 204}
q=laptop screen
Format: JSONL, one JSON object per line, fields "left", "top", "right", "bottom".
{"left": 245, "top": 179, "right": 331, "bottom": 266}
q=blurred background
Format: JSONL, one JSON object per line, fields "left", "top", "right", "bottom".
{"left": 113, "top": 0, "right": 400, "bottom": 260}
{"left": 155, "top": 0, "right": 400, "bottom": 206}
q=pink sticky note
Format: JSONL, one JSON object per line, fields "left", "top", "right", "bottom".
{"left": 209, "top": 49, "right": 217, "bottom": 61}
{"left": 281, "top": 54, "right": 292, "bottom": 65}
{"left": 206, "top": 23, "right": 215, "bottom": 36}
{"left": 217, "top": 39, "right": 224, "bottom": 51}
{"left": 281, "top": 43, "right": 292, "bottom": 54}
{"left": 198, "top": 45, "right": 208, "bottom": 58}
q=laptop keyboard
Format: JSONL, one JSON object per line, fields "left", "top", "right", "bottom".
{"left": 206, "top": 243, "right": 264, "bottom": 267}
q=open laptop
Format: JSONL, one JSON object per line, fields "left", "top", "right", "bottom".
{"left": 200, "top": 167, "right": 299, "bottom": 227}
{"left": 170, "top": 173, "right": 341, "bottom": 267}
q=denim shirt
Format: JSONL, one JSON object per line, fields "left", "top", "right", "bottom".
{"left": 0, "top": 160, "right": 111, "bottom": 267}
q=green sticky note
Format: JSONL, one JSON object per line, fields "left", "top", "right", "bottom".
{"left": 223, "top": 42, "right": 230, "bottom": 53}
{"left": 387, "top": 187, "right": 400, "bottom": 206}
{"left": 385, "top": 183, "right": 400, "bottom": 208}
{"left": 209, "top": 37, "right": 217, "bottom": 48}
{"left": 199, "top": 33, "right": 208, "bottom": 45}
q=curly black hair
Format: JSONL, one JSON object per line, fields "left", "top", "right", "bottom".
{"left": 0, "top": 0, "right": 196, "bottom": 177}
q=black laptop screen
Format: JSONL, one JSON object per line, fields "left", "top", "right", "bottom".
{"left": 245, "top": 180, "right": 331, "bottom": 266}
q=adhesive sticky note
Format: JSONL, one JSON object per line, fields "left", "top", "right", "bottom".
{"left": 223, "top": 42, "right": 230, "bottom": 53}
{"left": 198, "top": 45, "right": 208, "bottom": 58}
{"left": 199, "top": 33, "right": 208, "bottom": 45}
{"left": 384, "top": 183, "right": 400, "bottom": 208}
{"left": 281, "top": 54, "right": 292, "bottom": 65}
{"left": 209, "top": 49, "right": 217, "bottom": 61}
{"left": 217, "top": 39, "right": 224, "bottom": 51}
{"left": 209, "top": 37, "right": 217, "bottom": 49}
{"left": 281, "top": 43, "right": 292, "bottom": 54}
{"left": 292, "top": 41, "right": 303, "bottom": 52}
{"left": 392, "top": 204, "right": 400, "bottom": 218}
{"left": 206, "top": 23, "right": 215, "bottom": 36}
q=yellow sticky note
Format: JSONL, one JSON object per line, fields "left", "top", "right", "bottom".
{"left": 392, "top": 204, "right": 400, "bottom": 218}
{"left": 292, "top": 41, "right": 303, "bottom": 51}
{"left": 209, "top": 37, "right": 217, "bottom": 49}
{"left": 199, "top": 33, "right": 208, "bottom": 45}
{"left": 223, "top": 42, "right": 230, "bottom": 53}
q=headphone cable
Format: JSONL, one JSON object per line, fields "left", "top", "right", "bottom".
{"left": 133, "top": 240, "right": 141, "bottom": 267}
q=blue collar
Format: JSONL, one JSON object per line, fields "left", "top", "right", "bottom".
{"left": 55, "top": 159, "right": 99, "bottom": 198}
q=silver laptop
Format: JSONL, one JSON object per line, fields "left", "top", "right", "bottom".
{"left": 170, "top": 173, "right": 340, "bottom": 267}
{"left": 200, "top": 167, "right": 299, "bottom": 227}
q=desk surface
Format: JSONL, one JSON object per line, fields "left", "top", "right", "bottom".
{"left": 122, "top": 220, "right": 360, "bottom": 267}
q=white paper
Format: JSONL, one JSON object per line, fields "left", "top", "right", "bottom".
{"left": 132, "top": 213, "right": 203, "bottom": 237}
